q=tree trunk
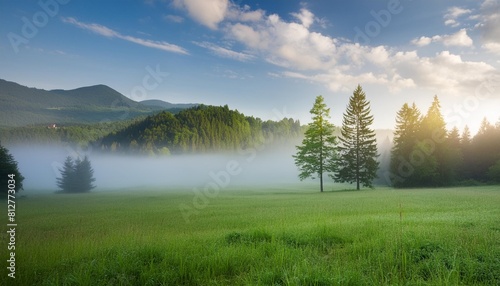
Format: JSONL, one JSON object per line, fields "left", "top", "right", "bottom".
{"left": 320, "top": 172, "right": 323, "bottom": 192}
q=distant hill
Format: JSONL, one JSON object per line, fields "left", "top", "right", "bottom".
{"left": 0, "top": 79, "right": 194, "bottom": 127}
{"left": 140, "top": 99, "right": 198, "bottom": 110}
{"left": 50, "top": 85, "right": 143, "bottom": 109}
{"left": 99, "top": 104, "right": 302, "bottom": 155}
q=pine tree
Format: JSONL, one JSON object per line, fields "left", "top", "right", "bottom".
{"left": 293, "top": 95, "right": 338, "bottom": 192}
{"left": 335, "top": 85, "right": 379, "bottom": 189}
{"left": 470, "top": 118, "right": 500, "bottom": 181}
{"left": 442, "top": 127, "right": 463, "bottom": 184}
{"left": 415, "top": 95, "right": 448, "bottom": 186}
{"left": 74, "top": 156, "right": 96, "bottom": 193}
{"left": 460, "top": 125, "right": 473, "bottom": 180}
{"left": 389, "top": 103, "right": 421, "bottom": 187}
{"left": 56, "top": 156, "right": 75, "bottom": 193}
{"left": 0, "top": 142, "right": 24, "bottom": 194}
{"left": 57, "top": 156, "right": 95, "bottom": 193}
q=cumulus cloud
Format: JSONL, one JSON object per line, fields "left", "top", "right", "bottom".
{"left": 476, "top": 0, "right": 500, "bottom": 54}
{"left": 411, "top": 29, "right": 473, "bottom": 47}
{"left": 291, "top": 9, "right": 315, "bottom": 28}
{"left": 391, "top": 51, "right": 496, "bottom": 94}
{"left": 61, "top": 17, "right": 188, "bottom": 54}
{"left": 411, "top": 36, "right": 432, "bottom": 47}
{"left": 444, "top": 6, "right": 472, "bottom": 27}
{"left": 173, "top": 0, "right": 228, "bottom": 29}
{"left": 441, "top": 29, "right": 474, "bottom": 47}
{"left": 172, "top": 1, "right": 498, "bottom": 96}
{"left": 227, "top": 13, "right": 338, "bottom": 71}
{"left": 226, "top": 4, "right": 265, "bottom": 22}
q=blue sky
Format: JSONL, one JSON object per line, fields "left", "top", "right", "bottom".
{"left": 1, "top": 0, "right": 499, "bottom": 134}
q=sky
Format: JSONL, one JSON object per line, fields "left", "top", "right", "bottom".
{"left": 1, "top": 0, "right": 499, "bottom": 135}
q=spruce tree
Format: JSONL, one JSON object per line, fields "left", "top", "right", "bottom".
{"left": 415, "top": 95, "right": 448, "bottom": 186}
{"left": 74, "top": 156, "right": 96, "bottom": 193}
{"left": 57, "top": 156, "right": 95, "bottom": 193}
{"left": 460, "top": 125, "right": 473, "bottom": 180}
{"left": 293, "top": 95, "right": 338, "bottom": 192}
{"left": 0, "top": 142, "right": 24, "bottom": 194}
{"left": 442, "top": 127, "right": 463, "bottom": 184}
{"left": 335, "top": 85, "right": 379, "bottom": 190}
{"left": 389, "top": 103, "right": 421, "bottom": 187}
{"left": 56, "top": 156, "right": 75, "bottom": 193}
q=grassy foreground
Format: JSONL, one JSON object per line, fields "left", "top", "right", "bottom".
{"left": 2, "top": 185, "right": 500, "bottom": 285}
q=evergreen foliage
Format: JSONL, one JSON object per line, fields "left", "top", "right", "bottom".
{"left": 390, "top": 97, "right": 500, "bottom": 187}
{"left": 56, "top": 156, "right": 95, "bottom": 193}
{"left": 293, "top": 96, "right": 337, "bottom": 192}
{"left": 100, "top": 105, "right": 302, "bottom": 155}
{"left": 0, "top": 142, "right": 24, "bottom": 193}
{"left": 390, "top": 103, "right": 421, "bottom": 187}
{"left": 335, "top": 85, "right": 379, "bottom": 189}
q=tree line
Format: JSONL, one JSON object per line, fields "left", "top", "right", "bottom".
{"left": 294, "top": 86, "right": 500, "bottom": 192}
{"left": 99, "top": 105, "right": 303, "bottom": 155}
{"left": 389, "top": 96, "right": 500, "bottom": 187}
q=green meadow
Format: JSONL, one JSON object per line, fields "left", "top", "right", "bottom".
{"left": 3, "top": 185, "right": 500, "bottom": 285}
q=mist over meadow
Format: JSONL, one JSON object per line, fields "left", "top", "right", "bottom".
{"left": 8, "top": 143, "right": 303, "bottom": 193}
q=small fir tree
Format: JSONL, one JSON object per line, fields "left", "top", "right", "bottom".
{"left": 57, "top": 156, "right": 95, "bottom": 193}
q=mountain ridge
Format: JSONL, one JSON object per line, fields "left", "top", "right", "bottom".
{"left": 0, "top": 79, "right": 195, "bottom": 127}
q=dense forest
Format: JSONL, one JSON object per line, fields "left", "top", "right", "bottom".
{"left": 99, "top": 105, "right": 303, "bottom": 155}
{"left": 389, "top": 96, "right": 500, "bottom": 187}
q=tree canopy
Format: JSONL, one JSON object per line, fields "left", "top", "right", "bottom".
{"left": 335, "top": 85, "right": 379, "bottom": 189}
{"left": 56, "top": 156, "right": 96, "bottom": 193}
{"left": 100, "top": 105, "right": 302, "bottom": 155}
{"left": 389, "top": 95, "right": 500, "bottom": 187}
{"left": 293, "top": 95, "right": 338, "bottom": 192}
{"left": 0, "top": 142, "right": 24, "bottom": 194}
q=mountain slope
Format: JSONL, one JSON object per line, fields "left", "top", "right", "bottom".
{"left": 140, "top": 99, "right": 198, "bottom": 110}
{"left": 0, "top": 79, "right": 193, "bottom": 127}
{"left": 51, "top": 85, "right": 142, "bottom": 108}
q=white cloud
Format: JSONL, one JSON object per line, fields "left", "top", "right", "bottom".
{"left": 444, "top": 6, "right": 472, "bottom": 27}
{"left": 411, "top": 36, "right": 432, "bottom": 47}
{"left": 223, "top": 7, "right": 499, "bottom": 94}
{"left": 61, "top": 17, "right": 189, "bottom": 54}
{"left": 483, "top": 42, "right": 500, "bottom": 54}
{"left": 226, "top": 4, "right": 265, "bottom": 22}
{"left": 193, "top": 41, "right": 255, "bottom": 62}
{"left": 477, "top": 0, "right": 500, "bottom": 54}
{"left": 291, "top": 9, "right": 314, "bottom": 28}
{"left": 411, "top": 29, "right": 473, "bottom": 47}
{"left": 391, "top": 51, "right": 496, "bottom": 94}
{"left": 227, "top": 12, "right": 338, "bottom": 71}
{"left": 164, "top": 14, "right": 184, "bottom": 23}
{"left": 173, "top": 0, "right": 228, "bottom": 29}
{"left": 441, "top": 29, "right": 474, "bottom": 47}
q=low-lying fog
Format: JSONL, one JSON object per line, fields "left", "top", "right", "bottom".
{"left": 9, "top": 144, "right": 302, "bottom": 193}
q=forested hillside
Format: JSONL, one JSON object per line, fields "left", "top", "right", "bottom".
{"left": 0, "top": 79, "right": 194, "bottom": 127}
{"left": 0, "top": 118, "right": 144, "bottom": 147}
{"left": 99, "top": 105, "right": 303, "bottom": 155}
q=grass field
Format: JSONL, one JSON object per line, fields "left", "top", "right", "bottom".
{"left": 2, "top": 185, "right": 500, "bottom": 285}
